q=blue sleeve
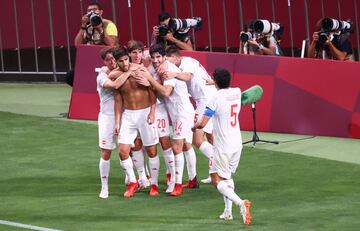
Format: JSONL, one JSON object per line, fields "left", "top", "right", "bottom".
{"left": 204, "top": 106, "right": 215, "bottom": 117}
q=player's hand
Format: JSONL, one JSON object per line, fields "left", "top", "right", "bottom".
{"left": 204, "top": 77, "right": 215, "bottom": 85}
{"left": 133, "top": 71, "right": 150, "bottom": 86}
{"left": 147, "top": 112, "right": 155, "bottom": 125}
{"left": 162, "top": 71, "right": 176, "bottom": 80}
{"left": 114, "top": 124, "right": 120, "bottom": 135}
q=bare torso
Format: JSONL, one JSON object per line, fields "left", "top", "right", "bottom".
{"left": 119, "top": 77, "right": 153, "bottom": 110}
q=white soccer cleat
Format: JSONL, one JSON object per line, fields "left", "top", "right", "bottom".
{"left": 240, "top": 200, "right": 252, "bottom": 225}
{"left": 219, "top": 210, "right": 233, "bottom": 220}
{"left": 99, "top": 188, "right": 109, "bottom": 199}
{"left": 166, "top": 182, "right": 175, "bottom": 193}
{"left": 200, "top": 176, "right": 211, "bottom": 184}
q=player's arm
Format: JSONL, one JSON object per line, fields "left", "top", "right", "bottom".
{"left": 114, "top": 91, "right": 123, "bottom": 134}
{"left": 163, "top": 71, "right": 192, "bottom": 81}
{"left": 192, "top": 107, "right": 214, "bottom": 131}
{"left": 146, "top": 74, "right": 174, "bottom": 97}
{"left": 148, "top": 89, "right": 157, "bottom": 124}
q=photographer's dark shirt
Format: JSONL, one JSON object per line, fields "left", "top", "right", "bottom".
{"left": 315, "top": 34, "right": 353, "bottom": 60}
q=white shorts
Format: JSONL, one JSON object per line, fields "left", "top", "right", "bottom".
{"left": 209, "top": 146, "right": 242, "bottom": 179}
{"left": 155, "top": 103, "right": 171, "bottom": 138}
{"left": 98, "top": 113, "right": 117, "bottom": 150}
{"left": 170, "top": 112, "right": 194, "bottom": 144}
{"left": 118, "top": 107, "right": 159, "bottom": 146}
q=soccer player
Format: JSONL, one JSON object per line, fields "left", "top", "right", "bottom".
{"left": 165, "top": 45, "right": 217, "bottom": 187}
{"left": 96, "top": 47, "right": 132, "bottom": 199}
{"left": 136, "top": 44, "right": 195, "bottom": 196}
{"left": 192, "top": 68, "right": 252, "bottom": 225}
{"left": 112, "top": 47, "right": 160, "bottom": 198}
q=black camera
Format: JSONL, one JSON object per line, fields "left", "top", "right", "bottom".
{"left": 87, "top": 10, "right": 102, "bottom": 27}
{"left": 240, "top": 32, "right": 253, "bottom": 43}
{"left": 158, "top": 17, "right": 202, "bottom": 37}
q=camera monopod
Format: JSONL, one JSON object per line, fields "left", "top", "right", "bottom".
{"left": 241, "top": 85, "right": 279, "bottom": 147}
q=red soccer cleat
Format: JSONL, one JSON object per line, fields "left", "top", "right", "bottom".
{"left": 124, "top": 181, "right": 139, "bottom": 198}
{"left": 149, "top": 184, "right": 159, "bottom": 196}
{"left": 170, "top": 183, "right": 183, "bottom": 197}
{"left": 182, "top": 177, "right": 200, "bottom": 188}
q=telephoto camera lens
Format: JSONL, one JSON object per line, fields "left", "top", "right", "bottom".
{"left": 158, "top": 24, "right": 169, "bottom": 36}
{"left": 87, "top": 11, "right": 102, "bottom": 27}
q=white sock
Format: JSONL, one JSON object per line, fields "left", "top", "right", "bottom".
{"left": 199, "top": 141, "right": 213, "bottom": 159}
{"left": 163, "top": 148, "right": 175, "bottom": 183}
{"left": 99, "top": 158, "right": 110, "bottom": 189}
{"left": 184, "top": 147, "right": 197, "bottom": 180}
{"left": 217, "top": 180, "right": 243, "bottom": 206}
{"left": 120, "top": 157, "right": 136, "bottom": 183}
{"left": 132, "top": 150, "right": 146, "bottom": 180}
{"left": 174, "top": 153, "right": 184, "bottom": 184}
{"left": 223, "top": 179, "right": 234, "bottom": 211}
{"left": 143, "top": 147, "right": 150, "bottom": 177}
{"left": 148, "top": 155, "right": 160, "bottom": 186}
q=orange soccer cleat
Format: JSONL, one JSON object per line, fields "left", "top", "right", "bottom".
{"left": 149, "top": 184, "right": 159, "bottom": 196}
{"left": 123, "top": 181, "right": 139, "bottom": 198}
{"left": 240, "top": 199, "right": 252, "bottom": 225}
{"left": 182, "top": 177, "right": 200, "bottom": 188}
{"left": 170, "top": 183, "right": 183, "bottom": 197}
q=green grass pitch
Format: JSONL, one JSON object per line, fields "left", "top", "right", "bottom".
{"left": 0, "top": 84, "right": 360, "bottom": 230}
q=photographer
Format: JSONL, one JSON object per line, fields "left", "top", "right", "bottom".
{"left": 239, "top": 20, "right": 282, "bottom": 56}
{"left": 308, "top": 18, "right": 354, "bottom": 61}
{"left": 74, "top": 2, "right": 118, "bottom": 47}
{"left": 151, "top": 12, "right": 202, "bottom": 51}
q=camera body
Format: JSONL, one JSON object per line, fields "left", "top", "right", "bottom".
{"left": 87, "top": 10, "right": 102, "bottom": 27}
{"left": 240, "top": 32, "right": 254, "bottom": 43}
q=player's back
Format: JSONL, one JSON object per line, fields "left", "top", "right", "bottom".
{"left": 211, "top": 87, "right": 242, "bottom": 153}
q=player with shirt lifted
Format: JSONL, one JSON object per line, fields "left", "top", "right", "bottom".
{"left": 192, "top": 68, "right": 252, "bottom": 225}
{"left": 112, "top": 47, "right": 160, "bottom": 198}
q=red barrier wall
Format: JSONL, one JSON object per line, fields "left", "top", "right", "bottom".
{"left": 69, "top": 45, "right": 360, "bottom": 138}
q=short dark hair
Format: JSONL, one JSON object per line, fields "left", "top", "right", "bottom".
{"left": 127, "top": 40, "right": 144, "bottom": 52}
{"left": 244, "top": 19, "right": 255, "bottom": 31}
{"left": 113, "top": 46, "right": 129, "bottom": 60}
{"left": 100, "top": 47, "right": 114, "bottom": 60}
{"left": 149, "top": 44, "right": 165, "bottom": 56}
{"left": 165, "top": 45, "right": 181, "bottom": 57}
{"left": 88, "top": 1, "right": 103, "bottom": 10}
{"left": 213, "top": 68, "right": 231, "bottom": 89}
{"left": 158, "top": 12, "right": 171, "bottom": 23}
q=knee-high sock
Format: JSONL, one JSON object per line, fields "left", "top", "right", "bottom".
{"left": 143, "top": 147, "right": 150, "bottom": 177}
{"left": 163, "top": 148, "right": 175, "bottom": 183}
{"left": 99, "top": 158, "right": 110, "bottom": 189}
{"left": 120, "top": 157, "right": 136, "bottom": 183}
{"left": 148, "top": 155, "right": 160, "bottom": 185}
{"left": 132, "top": 150, "right": 146, "bottom": 181}
{"left": 184, "top": 147, "right": 197, "bottom": 180}
{"left": 223, "top": 179, "right": 234, "bottom": 211}
{"left": 199, "top": 141, "right": 213, "bottom": 159}
{"left": 217, "top": 180, "right": 243, "bottom": 206}
{"left": 174, "top": 153, "right": 184, "bottom": 184}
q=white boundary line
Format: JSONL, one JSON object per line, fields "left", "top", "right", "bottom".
{"left": 0, "top": 220, "right": 62, "bottom": 231}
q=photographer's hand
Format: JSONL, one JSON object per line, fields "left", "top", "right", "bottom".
{"left": 74, "top": 14, "right": 90, "bottom": 46}
{"left": 164, "top": 33, "right": 193, "bottom": 51}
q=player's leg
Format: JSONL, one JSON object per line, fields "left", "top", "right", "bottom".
{"left": 99, "top": 149, "right": 111, "bottom": 199}
{"left": 131, "top": 138, "right": 150, "bottom": 188}
{"left": 159, "top": 136, "right": 176, "bottom": 193}
{"left": 170, "top": 138, "right": 185, "bottom": 196}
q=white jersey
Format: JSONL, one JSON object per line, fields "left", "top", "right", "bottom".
{"left": 163, "top": 61, "right": 195, "bottom": 117}
{"left": 96, "top": 70, "right": 115, "bottom": 115}
{"left": 179, "top": 56, "right": 216, "bottom": 101}
{"left": 148, "top": 63, "right": 166, "bottom": 105}
{"left": 207, "top": 88, "right": 242, "bottom": 153}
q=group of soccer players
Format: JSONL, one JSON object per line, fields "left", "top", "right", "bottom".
{"left": 95, "top": 41, "right": 251, "bottom": 225}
